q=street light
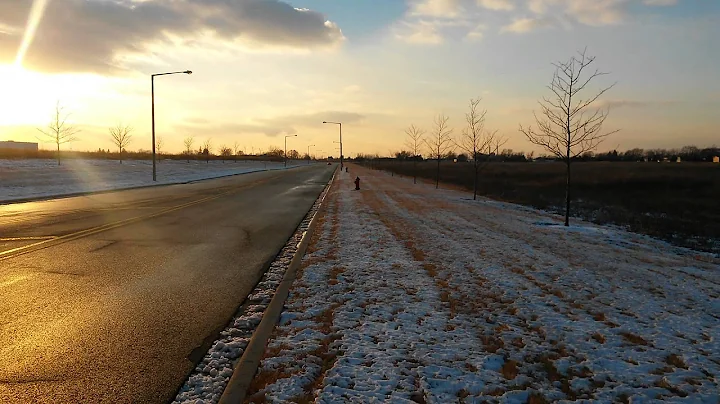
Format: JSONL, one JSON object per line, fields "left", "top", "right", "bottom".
{"left": 285, "top": 134, "right": 297, "bottom": 167}
{"left": 152, "top": 70, "right": 192, "bottom": 181}
{"left": 307, "top": 144, "right": 315, "bottom": 165}
{"left": 322, "top": 121, "right": 342, "bottom": 169}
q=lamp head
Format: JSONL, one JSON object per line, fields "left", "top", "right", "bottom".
{"left": 184, "top": 70, "right": 193, "bottom": 75}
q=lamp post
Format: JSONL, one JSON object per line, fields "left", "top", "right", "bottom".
{"left": 307, "top": 144, "right": 315, "bottom": 165}
{"left": 322, "top": 121, "right": 342, "bottom": 169}
{"left": 152, "top": 70, "right": 192, "bottom": 181}
{"left": 285, "top": 134, "right": 297, "bottom": 167}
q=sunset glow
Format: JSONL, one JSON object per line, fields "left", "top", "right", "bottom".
{"left": 14, "top": 0, "right": 49, "bottom": 67}
{"left": 0, "top": 0, "right": 717, "bottom": 154}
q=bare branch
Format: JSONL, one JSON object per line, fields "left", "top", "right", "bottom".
{"left": 109, "top": 123, "right": 133, "bottom": 161}
{"left": 36, "top": 101, "right": 80, "bottom": 165}
{"left": 404, "top": 124, "right": 426, "bottom": 158}
{"left": 426, "top": 113, "right": 454, "bottom": 160}
{"left": 519, "top": 48, "right": 619, "bottom": 226}
{"left": 183, "top": 136, "right": 195, "bottom": 155}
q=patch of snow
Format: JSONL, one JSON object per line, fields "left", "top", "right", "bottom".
{"left": 0, "top": 159, "right": 308, "bottom": 202}
{"left": 250, "top": 166, "right": 720, "bottom": 403}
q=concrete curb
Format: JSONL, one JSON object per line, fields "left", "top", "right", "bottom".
{"left": 218, "top": 168, "right": 338, "bottom": 404}
{"left": 0, "top": 164, "right": 309, "bottom": 206}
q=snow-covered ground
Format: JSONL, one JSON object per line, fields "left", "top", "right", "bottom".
{"left": 0, "top": 158, "right": 307, "bottom": 202}
{"left": 247, "top": 166, "right": 719, "bottom": 403}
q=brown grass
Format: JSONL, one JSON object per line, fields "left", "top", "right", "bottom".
{"left": 480, "top": 335, "right": 505, "bottom": 353}
{"left": 367, "top": 161, "right": 720, "bottom": 253}
{"left": 500, "top": 360, "right": 519, "bottom": 380}
{"left": 486, "top": 387, "right": 506, "bottom": 396}
{"left": 511, "top": 337, "right": 526, "bottom": 348}
{"left": 666, "top": 354, "right": 688, "bottom": 369}
{"left": 528, "top": 391, "right": 549, "bottom": 404}
{"left": 245, "top": 367, "right": 291, "bottom": 402}
{"left": 651, "top": 366, "right": 674, "bottom": 375}
{"left": 655, "top": 377, "right": 689, "bottom": 397}
{"left": 410, "top": 391, "right": 427, "bottom": 403}
{"left": 423, "top": 263, "right": 438, "bottom": 277}
{"left": 328, "top": 266, "right": 345, "bottom": 286}
{"left": 620, "top": 332, "right": 650, "bottom": 346}
{"left": 591, "top": 333, "right": 606, "bottom": 344}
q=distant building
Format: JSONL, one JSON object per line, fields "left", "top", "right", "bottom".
{"left": 0, "top": 141, "right": 39, "bottom": 151}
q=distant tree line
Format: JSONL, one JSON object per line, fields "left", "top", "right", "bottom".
{"left": 578, "top": 146, "right": 720, "bottom": 162}
{"left": 355, "top": 145, "right": 720, "bottom": 164}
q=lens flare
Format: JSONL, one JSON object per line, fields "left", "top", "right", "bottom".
{"left": 14, "top": 0, "right": 50, "bottom": 67}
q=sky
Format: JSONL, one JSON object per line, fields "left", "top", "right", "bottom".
{"left": 0, "top": 0, "right": 718, "bottom": 157}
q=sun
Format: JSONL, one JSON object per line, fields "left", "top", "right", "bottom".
{"left": 0, "top": 65, "right": 51, "bottom": 127}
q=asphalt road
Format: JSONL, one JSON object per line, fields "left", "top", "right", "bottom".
{"left": 0, "top": 164, "right": 335, "bottom": 403}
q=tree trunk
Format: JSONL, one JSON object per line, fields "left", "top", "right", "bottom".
{"left": 473, "top": 162, "right": 478, "bottom": 200}
{"left": 413, "top": 160, "right": 417, "bottom": 184}
{"left": 56, "top": 143, "right": 60, "bottom": 166}
{"left": 119, "top": 147, "right": 122, "bottom": 164}
{"left": 565, "top": 159, "right": 571, "bottom": 227}
{"left": 435, "top": 157, "right": 440, "bottom": 189}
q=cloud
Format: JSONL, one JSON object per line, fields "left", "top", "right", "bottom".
{"left": 526, "top": 0, "right": 629, "bottom": 26}
{"left": 410, "top": 0, "right": 465, "bottom": 18}
{"left": 395, "top": 20, "right": 445, "bottom": 44}
{"left": 592, "top": 99, "right": 679, "bottom": 109}
{"left": 643, "top": 0, "right": 677, "bottom": 5}
{"left": 398, "top": 0, "right": 486, "bottom": 44}
{"left": 501, "top": 17, "right": 553, "bottom": 33}
{"left": 177, "top": 111, "right": 367, "bottom": 138}
{"left": 477, "top": 0, "right": 515, "bottom": 11}
{"left": 0, "top": 0, "right": 344, "bottom": 74}
{"left": 466, "top": 24, "right": 487, "bottom": 41}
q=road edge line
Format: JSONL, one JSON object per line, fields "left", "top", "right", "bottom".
{"left": 217, "top": 167, "right": 338, "bottom": 404}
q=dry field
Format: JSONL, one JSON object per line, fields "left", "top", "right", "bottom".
{"left": 367, "top": 161, "right": 720, "bottom": 253}
{"left": 245, "top": 165, "right": 719, "bottom": 403}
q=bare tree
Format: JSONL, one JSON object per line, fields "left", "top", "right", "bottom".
{"left": 455, "top": 98, "right": 495, "bottom": 200}
{"left": 404, "top": 124, "right": 425, "bottom": 184}
{"left": 520, "top": 48, "right": 618, "bottom": 226}
{"left": 426, "top": 113, "right": 454, "bottom": 189}
{"left": 109, "top": 123, "right": 133, "bottom": 164}
{"left": 233, "top": 141, "right": 243, "bottom": 162}
{"left": 287, "top": 149, "right": 300, "bottom": 160}
{"left": 183, "top": 136, "right": 194, "bottom": 163}
{"left": 37, "top": 101, "right": 80, "bottom": 166}
{"left": 156, "top": 136, "right": 164, "bottom": 158}
{"left": 491, "top": 134, "right": 508, "bottom": 156}
{"left": 203, "top": 138, "right": 212, "bottom": 163}
{"left": 219, "top": 145, "right": 232, "bottom": 162}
